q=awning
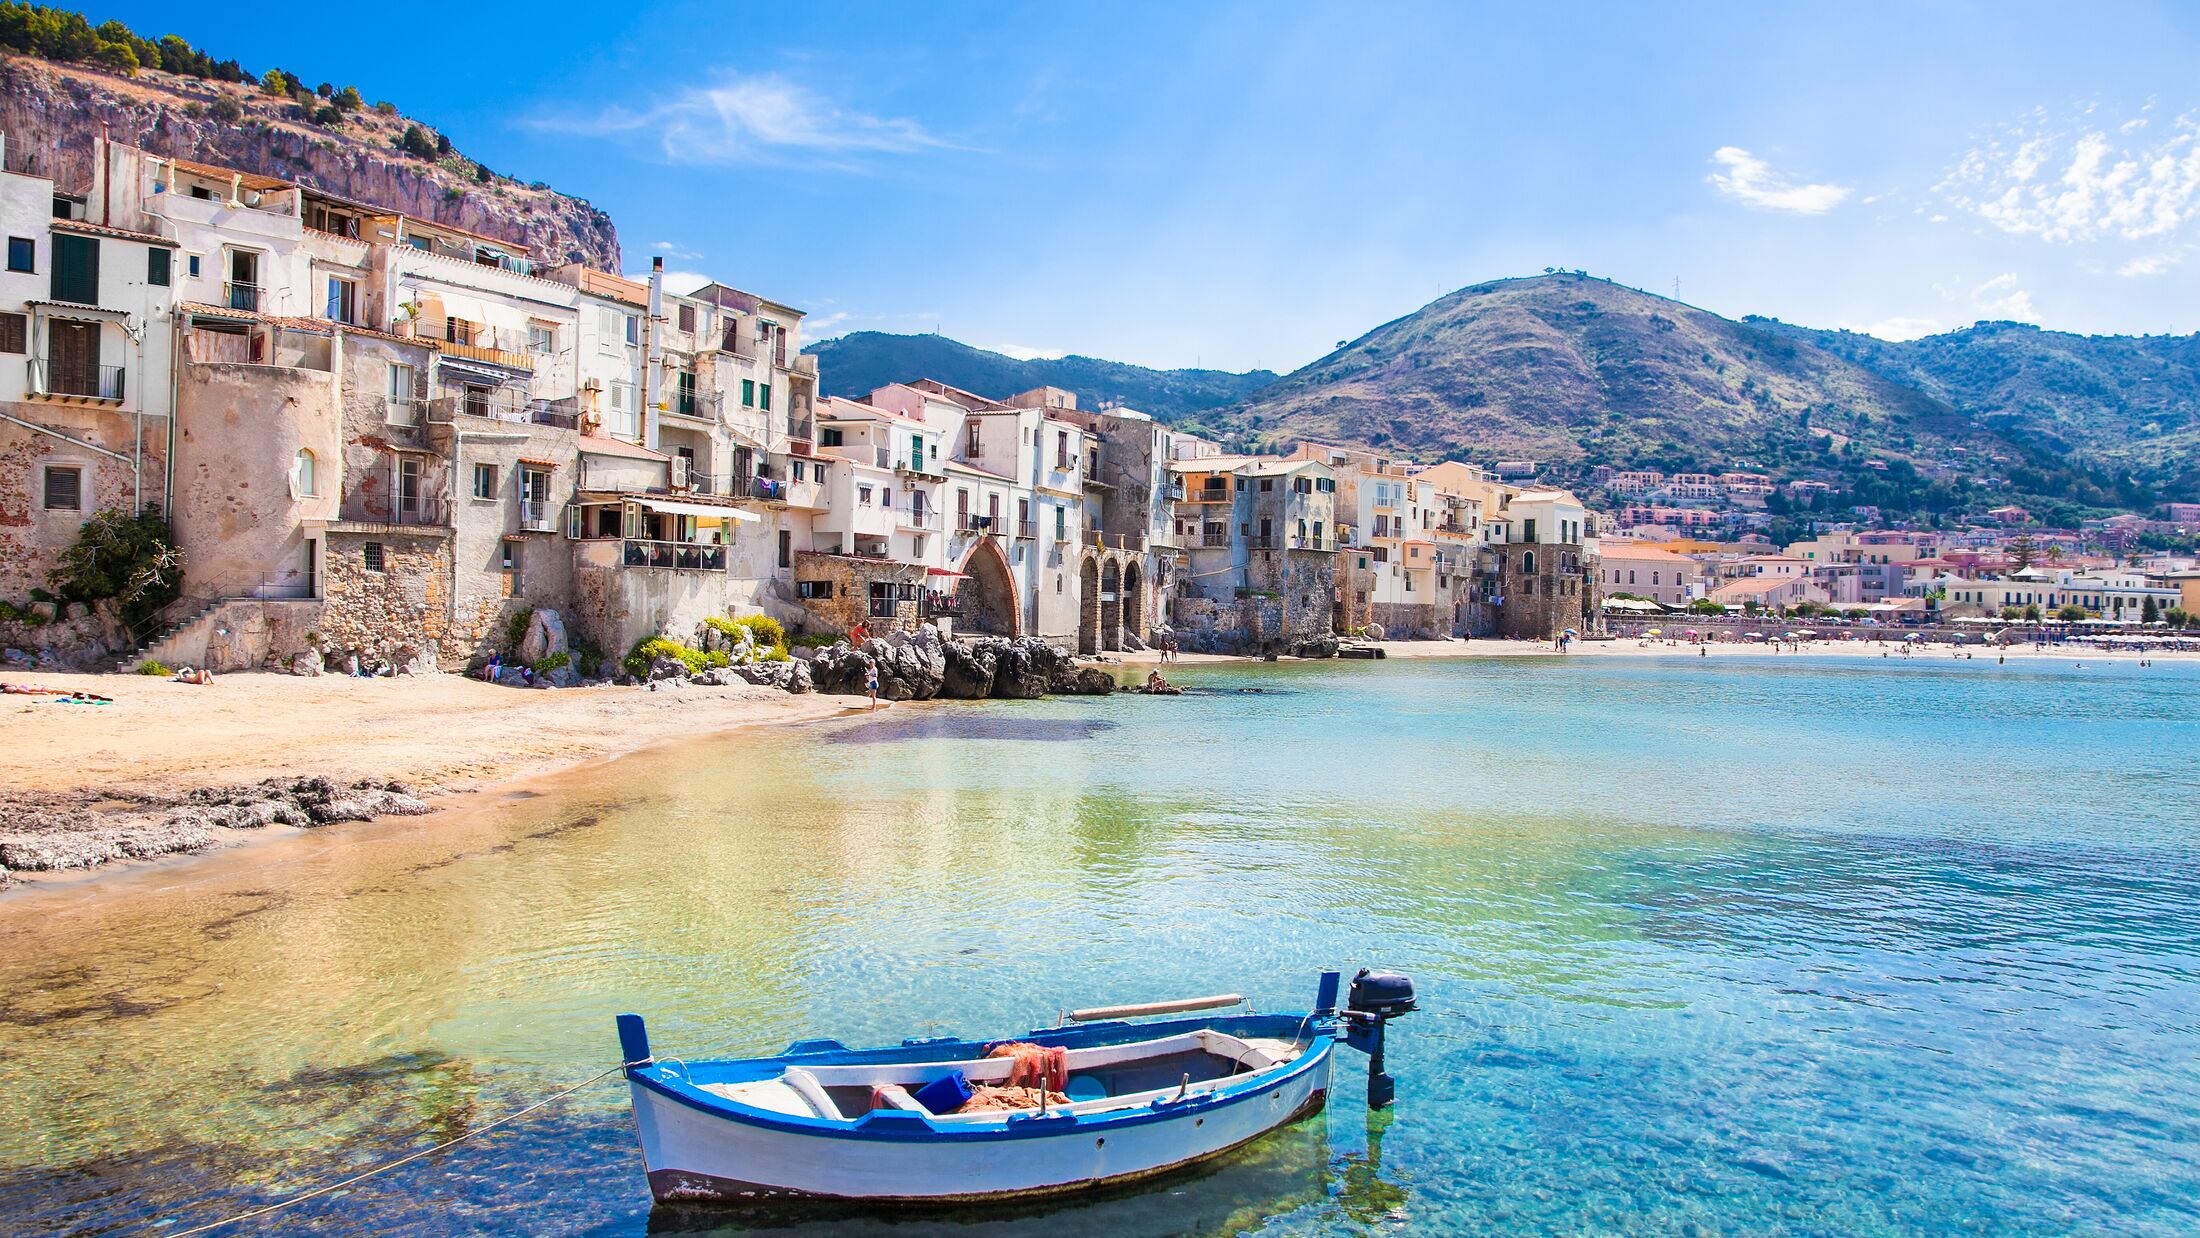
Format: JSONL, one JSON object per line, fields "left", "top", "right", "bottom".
{"left": 438, "top": 358, "right": 529, "bottom": 385}
{"left": 518, "top": 457, "right": 561, "bottom": 468}
{"left": 635, "top": 497, "right": 760, "bottom": 522}
{"left": 926, "top": 568, "right": 967, "bottom": 578}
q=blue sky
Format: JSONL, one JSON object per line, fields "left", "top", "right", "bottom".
{"left": 88, "top": 2, "right": 2200, "bottom": 372}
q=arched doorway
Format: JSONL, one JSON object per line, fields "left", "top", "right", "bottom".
{"left": 1100, "top": 559, "right": 1123, "bottom": 651}
{"left": 959, "top": 538, "right": 1020, "bottom": 636}
{"left": 1121, "top": 559, "right": 1144, "bottom": 644}
{"left": 1078, "top": 556, "right": 1101, "bottom": 654}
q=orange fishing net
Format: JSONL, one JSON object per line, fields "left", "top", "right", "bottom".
{"left": 958, "top": 1083, "right": 1071, "bottom": 1112}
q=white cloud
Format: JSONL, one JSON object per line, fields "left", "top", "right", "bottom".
{"left": 652, "top": 241, "right": 702, "bottom": 260}
{"left": 979, "top": 343, "right": 1065, "bottom": 362}
{"left": 1706, "top": 146, "right": 1852, "bottom": 214}
{"left": 1838, "top": 316, "right": 1944, "bottom": 341}
{"left": 805, "top": 311, "right": 852, "bottom": 338}
{"left": 2118, "top": 252, "right": 2179, "bottom": 276}
{"left": 621, "top": 268, "right": 712, "bottom": 296}
{"left": 535, "top": 73, "right": 944, "bottom": 167}
{"left": 1973, "top": 273, "right": 2039, "bottom": 321}
{"left": 1940, "top": 107, "right": 2200, "bottom": 242}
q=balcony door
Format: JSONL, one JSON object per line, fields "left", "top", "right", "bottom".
{"left": 228, "top": 250, "right": 259, "bottom": 311}
{"left": 48, "top": 320, "right": 100, "bottom": 396}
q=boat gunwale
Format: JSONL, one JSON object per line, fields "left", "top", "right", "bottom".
{"left": 627, "top": 1011, "right": 1336, "bottom": 1144}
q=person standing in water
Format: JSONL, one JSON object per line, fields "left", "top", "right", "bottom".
{"left": 864, "top": 656, "right": 880, "bottom": 711}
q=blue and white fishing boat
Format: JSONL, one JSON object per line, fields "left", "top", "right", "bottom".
{"left": 615, "top": 969, "right": 1416, "bottom": 1204}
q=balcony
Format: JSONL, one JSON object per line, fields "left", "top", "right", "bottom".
{"left": 1246, "top": 535, "right": 1277, "bottom": 550}
{"left": 340, "top": 463, "right": 446, "bottom": 527}
{"left": 518, "top": 499, "right": 557, "bottom": 532}
{"left": 1162, "top": 480, "right": 1186, "bottom": 501}
{"left": 1202, "top": 531, "right": 1231, "bottom": 548}
{"left": 957, "top": 514, "right": 997, "bottom": 534}
{"left": 1085, "top": 530, "right": 1148, "bottom": 552}
{"left": 621, "top": 538, "right": 726, "bottom": 571}
{"left": 428, "top": 392, "right": 579, "bottom": 429}
{"left": 28, "top": 360, "right": 125, "bottom": 403}
{"left": 893, "top": 503, "right": 941, "bottom": 530}
{"left": 665, "top": 390, "right": 718, "bottom": 424}
{"left": 1019, "top": 520, "right": 1040, "bottom": 540}
{"left": 225, "top": 281, "right": 261, "bottom": 312}
{"left": 436, "top": 338, "right": 535, "bottom": 372}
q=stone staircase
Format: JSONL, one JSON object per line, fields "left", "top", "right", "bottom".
{"left": 112, "top": 598, "right": 226, "bottom": 672}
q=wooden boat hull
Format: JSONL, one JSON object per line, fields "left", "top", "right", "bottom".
{"left": 625, "top": 1014, "right": 1337, "bottom": 1203}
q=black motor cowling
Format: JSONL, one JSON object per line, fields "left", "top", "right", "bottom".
{"left": 1347, "top": 969, "right": 1417, "bottom": 1018}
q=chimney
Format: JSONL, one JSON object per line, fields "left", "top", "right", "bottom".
{"left": 643, "top": 257, "right": 664, "bottom": 450}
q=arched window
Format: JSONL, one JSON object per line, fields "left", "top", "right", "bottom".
{"left": 1522, "top": 551, "right": 1536, "bottom": 575}
{"left": 295, "top": 449, "right": 318, "bottom": 497}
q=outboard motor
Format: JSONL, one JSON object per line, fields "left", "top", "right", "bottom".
{"left": 1319, "top": 968, "right": 1417, "bottom": 1109}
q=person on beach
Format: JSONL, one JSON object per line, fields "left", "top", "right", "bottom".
{"left": 850, "top": 622, "right": 870, "bottom": 648}
{"left": 864, "top": 656, "right": 880, "bottom": 711}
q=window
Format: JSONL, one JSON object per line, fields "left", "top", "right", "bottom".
{"left": 741, "top": 379, "right": 755, "bottom": 408}
{"left": 596, "top": 307, "right": 626, "bottom": 352}
{"left": 397, "top": 457, "right": 424, "bottom": 518}
{"left": 386, "top": 363, "right": 417, "bottom": 424}
{"left": 797, "top": 579, "right": 833, "bottom": 599}
{"left": 362, "top": 541, "right": 385, "bottom": 572}
{"left": 1055, "top": 506, "right": 1067, "bottom": 540}
{"left": 501, "top": 539, "right": 521, "bottom": 574}
{"left": 6, "top": 236, "right": 31, "bottom": 272}
{"left": 42, "top": 465, "right": 82, "bottom": 510}
{"left": 444, "top": 315, "right": 475, "bottom": 345}
{"left": 778, "top": 530, "right": 792, "bottom": 570}
{"left": 51, "top": 233, "right": 98, "bottom": 304}
{"left": 293, "top": 449, "right": 318, "bottom": 497}
{"left": 967, "top": 424, "right": 982, "bottom": 455}
{"left": 820, "top": 427, "right": 843, "bottom": 447}
{"left": 1522, "top": 550, "right": 1535, "bottom": 574}
{"left": 0, "top": 311, "right": 24, "bottom": 354}
{"left": 609, "top": 382, "right": 638, "bottom": 438}
{"left": 147, "top": 247, "right": 170, "bottom": 286}
{"left": 677, "top": 304, "right": 695, "bottom": 334}
{"left": 624, "top": 314, "right": 640, "bottom": 346}
{"left": 1055, "top": 431, "right": 1069, "bottom": 470}
{"left": 186, "top": 254, "right": 201, "bottom": 279}
{"left": 1522, "top": 518, "right": 1537, "bottom": 542}
{"left": 472, "top": 462, "right": 498, "bottom": 500}
{"left": 323, "top": 276, "right": 356, "bottom": 324}
{"left": 528, "top": 323, "right": 556, "bottom": 354}
{"left": 1260, "top": 478, "right": 1274, "bottom": 492}
{"left": 759, "top": 381, "right": 771, "bottom": 411}
{"left": 859, "top": 485, "right": 874, "bottom": 506}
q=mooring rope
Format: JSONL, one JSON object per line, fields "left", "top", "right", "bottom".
{"left": 161, "top": 1059, "right": 643, "bottom": 1237}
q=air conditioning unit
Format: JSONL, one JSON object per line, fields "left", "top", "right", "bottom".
{"left": 582, "top": 379, "right": 603, "bottom": 393}
{"left": 670, "top": 457, "right": 690, "bottom": 489}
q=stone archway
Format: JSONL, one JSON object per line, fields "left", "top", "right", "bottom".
{"left": 959, "top": 537, "right": 1020, "bottom": 636}
{"left": 1121, "top": 558, "right": 1145, "bottom": 644}
{"left": 1100, "top": 559, "right": 1123, "bottom": 651}
{"left": 1078, "top": 555, "right": 1101, "bottom": 654}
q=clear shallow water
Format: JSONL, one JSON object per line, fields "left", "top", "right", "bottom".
{"left": 3, "top": 654, "right": 2198, "bottom": 1236}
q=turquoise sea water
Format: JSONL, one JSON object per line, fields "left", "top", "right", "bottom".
{"left": 2, "top": 654, "right": 2198, "bottom": 1235}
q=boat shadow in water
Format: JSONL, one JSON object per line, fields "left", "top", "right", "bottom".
{"left": 644, "top": 1108, "right": 1353, "bottom": 1236}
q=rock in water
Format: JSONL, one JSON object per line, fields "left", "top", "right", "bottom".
{"left": 993, "top": 637, "right": 1069, "bottom": 699}
{"left": 1052, "top": 665, "right": 1117, "bottom": 695}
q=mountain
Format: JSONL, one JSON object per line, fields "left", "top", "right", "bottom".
{"left": 1748, "top": 318, "right": 2200, "bottom": 497}
{"left": 807, "top": 331, "right": 1276, "bottom": 424}
{"left": 0, "top": 47, "right": 617, "bottom": 267}
{"left": 1212, "top": 274, "right": 2166, "bottom": 518}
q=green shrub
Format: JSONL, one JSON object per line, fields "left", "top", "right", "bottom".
{"left": 733, "top": 613, "right": 787, "bottom": 652}
{"left": 137, "top": 660, "right": 171, "bottom": 676}
{"left": 532, "top": 651, "right": 570, "bottom": 674}
{"left": 0, "top": 600, "right": 46, "bottom": 627}
{"left": 504, "top": 606, "right": 534, "bottom": 651}
{"left": 761, "top": 646, "right": 791, "bottom": 663}
{"left": 792, "top": 633, "right": 838, "bottom": 649}
{"left": 572, "top": 644, "right": 604, "bottom": 677}
{"left": 49, "top": 506, "right": 182, "bottom": 631}
{"left": 623, "top": 636, "right": 707, "bottom": 678}
{"left": 704, "top": 650, "right": 731, "bottom": 669}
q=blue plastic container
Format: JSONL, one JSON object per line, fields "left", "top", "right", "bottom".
{"left": 913, "top": 1072, "right": 974, "bottom": 1114}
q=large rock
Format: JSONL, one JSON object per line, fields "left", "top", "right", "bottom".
{"left": 1051, "top": 664, "right": 1117, "bottom": 695}
{"left": 806, "top": 642, "right": 870, "bottom": 695}
{"left": 517, "top": 609, "right": 568, "bottom": 666}
{"left": 940, "top": 639, "right": 1000, "bottom": 699}
{"left": 734, "top": 659, "right": 814, "bottom": 694}
{"left": 993, "top": 637, "right": 1071, "bottom": 699}
{"left": 288, "top": 650, "right": 323, "bottom": 677}
{"left": 869, "top": 628, "right": 946, "bottom": 700}
{"left": 1291, "top": 634, "right": 1340, "bottom": 659}
{"left": 647, "top": 655, "right": 689, "bottom": 683}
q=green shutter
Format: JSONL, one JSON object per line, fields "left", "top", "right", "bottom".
{"left": 52, "top": 234, "right": 99, "bottom": 304}
{"left": 760, "top": 382, "right": 771, "bottom": 411}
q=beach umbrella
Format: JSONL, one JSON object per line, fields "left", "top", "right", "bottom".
{"left": 1563, "top": 628, "right": 1579, "bottom": 638}
{"left": 1644, "top": 627, "right": 1662, "bottom": 635}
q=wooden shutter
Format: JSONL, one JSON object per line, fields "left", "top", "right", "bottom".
{"left": 51, "top": 234, "right": 99, "bottom": 304}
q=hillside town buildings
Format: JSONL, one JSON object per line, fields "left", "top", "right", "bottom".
{"left": 11, "top": 128, "right": 2189, "bottom": 676}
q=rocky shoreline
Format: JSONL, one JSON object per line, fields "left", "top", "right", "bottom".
{"left": 0, "top": 776, "right": 430, "bottom": 886}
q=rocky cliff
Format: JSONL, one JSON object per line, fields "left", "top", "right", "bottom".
{"left": 0, "top": 55, "right": 619, "bottom": 268}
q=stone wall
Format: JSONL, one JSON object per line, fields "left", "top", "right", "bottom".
{"left": 321, "top": 528, "right": 456, "bottom": 668}
{"left": 172, "top": 359, "right": 340, "bottom": 604}
{"left": 1173, "top": 549, "right": 1337, "bottom": 654}
{"left": 0, "top": 404, "right": 163, "bottom": 605}
{"left": 1370, "top": 601, "right": 1443, "bottom": 640}
{"left": 789, "top": 551, "right": 925, "bottom": 637}
{"left": 139, "top": 598, "right": 324, "bottom": 672}
{"left": 1493, "top": 543, "right": 1600, "bottom": 639}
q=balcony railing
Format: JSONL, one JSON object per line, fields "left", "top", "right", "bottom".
{"left": 225, "top": 281, "right": 261, "bottom": 312}
{"left": 622, "top": 538, "right": 725, "bottom": 571}
{"left": 893, "top": 504, "right": 941, "bottom": 529}
{"left": 427, "top": 393, "right": 579, "bottom": 429}
{"left": 30, "top": 360, "right": 125, "bottom": 401}
{"left": 1246, "top": 535, "right": 1277, "bottom": 550}
{"left": 518, "top": 499, "right": 556, "bottom": 532}
{"left": 1202, "top": 531, "right": 1231, "bottom": 548}
{"left": 341, "top": 463, "right": 447, "bottom": 526}
{"left": 1018, "top": 520, "right": 1039, "bottom": 540}
{"left": 957, "top": 514, "right": 996, "bottom": 533}
{"left": 1085, "top": 531, "right": 1148, "bottom": 552}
